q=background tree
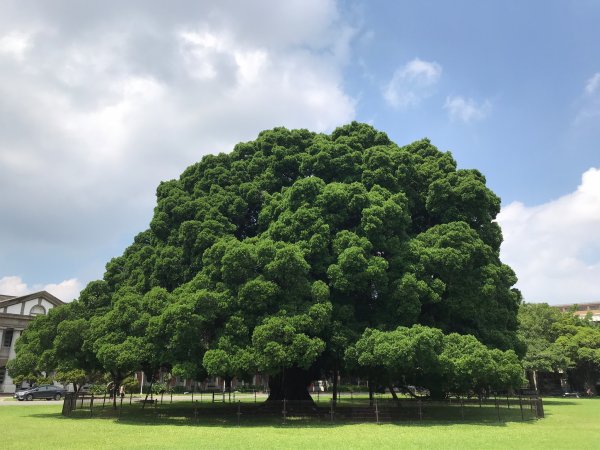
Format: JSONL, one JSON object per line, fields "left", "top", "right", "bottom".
{"left": 555, "top": 322, "right": 600, "bottom": 394}
{"left": 347, "top": 325, "right": 523, "bottom": 399}
{"left": 7, "top": 303, "right": 81, "bottom": 385}
{"left": 517, "top": 303, "right": 570, "bottom": 390}
{"left": 54, "top": 369, "right": 87, "bottom": 393}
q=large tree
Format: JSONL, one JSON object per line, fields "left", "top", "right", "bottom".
{"left": 14, "top": 123, "right": 521, "bottom": 401}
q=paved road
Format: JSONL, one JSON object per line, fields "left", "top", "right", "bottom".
{"left": 0, "top": 393, "right": 270, "bottom": 406}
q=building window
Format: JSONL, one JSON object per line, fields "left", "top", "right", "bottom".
{"left": 3, "top": 329, "right": 14, "bottom": 347}
{"left": 29, "top": 305, "right": 46, "bottom": 316}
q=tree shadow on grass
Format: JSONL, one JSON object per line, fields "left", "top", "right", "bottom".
{"left": 539, "top": 398, "right": 579, "bottom": 406}
{"left": 26, "top": 407, "right": 542, "bottom": 430}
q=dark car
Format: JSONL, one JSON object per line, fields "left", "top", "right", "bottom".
{"left": 14, "top": 385, "right": 66, "bottom": 401}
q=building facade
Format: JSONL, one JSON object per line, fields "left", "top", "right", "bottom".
{"left": 0, "top": 291, "right": 64, "bottom": 393}
{"left": 555, "top": 302, "right": 600, "bottom": 322}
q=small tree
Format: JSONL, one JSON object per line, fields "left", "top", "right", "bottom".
{"left": 11, "top": 374, "right": 38, "bottom": 389}
{"left": 348, "top": 325, "right": 524, "bottom": 398}
{"left": 54, "top": 369, "right": 87, "bottom": 392}
{"left": 518, "top": 303, "right": 570, "bottom": 390}
{"left": 556, "top": 325, "right": 600, "bottom": 394}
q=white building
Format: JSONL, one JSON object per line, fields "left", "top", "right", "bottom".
{"left": 0, "top": 291, "right": 64, "bottom": 393}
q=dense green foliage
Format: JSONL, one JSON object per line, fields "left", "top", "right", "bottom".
{"left": 10, "top": 123, "right": 523, "bottom": 399}
{"left": 518, "top": 303, "right": 600, "bottom": 393}
{"left": 518, "top": 304, "right": 569, "bottom": 374}
{"left": 346, "top": 325, "right": 523, "bottom": 396}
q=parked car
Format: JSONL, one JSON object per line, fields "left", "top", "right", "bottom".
{"left": 562, "top": 391, "right": 580, "bottom": 398}
{"left": 14, "top": 385, "right": 66, "bottom": 401}
{"left": 79, "top": 384, "right": 94, "bottom": 393}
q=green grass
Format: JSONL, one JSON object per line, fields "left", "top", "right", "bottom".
{"left": 2, "top": 398, "right": 599, "bottom": 449}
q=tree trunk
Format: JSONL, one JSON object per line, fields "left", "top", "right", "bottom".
{"left": 226, "top": 377, "right": 232, "bottom": 402}
{"left": 265, "top": 367, "right": 314, "bottom": 403}
{"left": 142, "top": 374, "right": 154, "bottom": 409}
{"left": 532, "top": 370, "right": 538, "bottom": 392}
{"left": 332, "top": 366, "right": 338, "bottom": 407}
{"left": 389, "top": 385, "right": 399, "bottom": 401}
{"left": 112, "top": 375, "right": 123, "bottom": 410}
{"left": 368, "top": 378, "right": 374, "bottom": 406}
{"left": 428, "top": 384, "right": 446, "bottom": 400}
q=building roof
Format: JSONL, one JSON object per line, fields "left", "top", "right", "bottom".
{"left": 554, "top": 302, "right": 600, "bottom": 311}
{"left": 0, "top": 291, "right": 65, "bottom": 308}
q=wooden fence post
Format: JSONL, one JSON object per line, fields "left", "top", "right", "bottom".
{"left": 495, "top": 396, "right": 500, "bottom": 422}
{"left": 519, "top": 395, "right": 524, "bottom": 421}
{"left": 329, "top": 399, "right": 334, "bottom": 422}
{"left": 282, "top": 398, "right": 287, "bottom": 423}
{"left": 118, "top": 395, "right": 124, "bottom": 419}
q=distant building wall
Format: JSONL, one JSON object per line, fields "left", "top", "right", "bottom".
{"left": 555, "top": 302, "right": 600, "bottom": 322}
{"left": 0, "top": 291, "right": 65, "bottom": 393}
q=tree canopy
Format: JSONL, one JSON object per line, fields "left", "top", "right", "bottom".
{"left": 518, "top": 303, "right": 600, "bottom": 393}
{"left": 346, "top": 325, "right": 523, "bottom": 397}
{"left": 10, "top": 122, "right": 523, "bottom": 400}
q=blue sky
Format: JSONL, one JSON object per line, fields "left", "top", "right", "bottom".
{"left": 345, "top": 0, "right": 600, "bottom": 205}
{"left": 0, "top": 0, "right": 598, "bottom": 304}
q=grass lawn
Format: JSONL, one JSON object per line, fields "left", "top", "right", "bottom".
{"left": 1, "top": 398, "right": 599, "bottom": 449}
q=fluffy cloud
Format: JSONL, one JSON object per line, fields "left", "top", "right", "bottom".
{"left": 444, "top": 95, "right": 491, "bottom": 123}
{"left": 0, "top": 31, "right": 32, "bottom": 60}
{"left": 0, "top": 0, "right": 357, "bottom": 298}
{"left": 383, "top": 58, "right": 442, "bottom": 109}
{"left": 0, "top": 276, "right": 82, "bottom": 302}
{"left": 497, "top": 168, "right": 600, "bottom": 304}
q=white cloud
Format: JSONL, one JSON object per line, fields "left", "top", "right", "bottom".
{"left": 0, "top": 31, "right": 32, "bottom": 60}
{"left": 497, "top": 167, "right": 600, "bottom": 304}
{"left": 383, "top": 58, "right": 442, "bottom": 109}
{"left": 0, "top": 0, "right": 358, "bottom": 296}
{"left": 444, "top": 95, "right": 491, "bottom": 123}
{"left": 585, "top": 72, "right": 600, "bottom": 96}
{"left": 40, "top": 279, "right": 82, "bottom": 302}
{"left": 0, "top": 276, "right": 30, "bottom": 297}
{"left": 0, "top": 276, "right": 82, "bottom": 302}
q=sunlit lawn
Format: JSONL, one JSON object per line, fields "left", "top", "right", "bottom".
{"left": 1, "top": 397, "right": 599, "bottom": 449}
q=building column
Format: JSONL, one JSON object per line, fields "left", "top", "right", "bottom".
{"left": 0, "top": 327, "right": 7, "bottom": 393}
{"left": 1, "top": 329, "right": 22, "bottom": 394}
